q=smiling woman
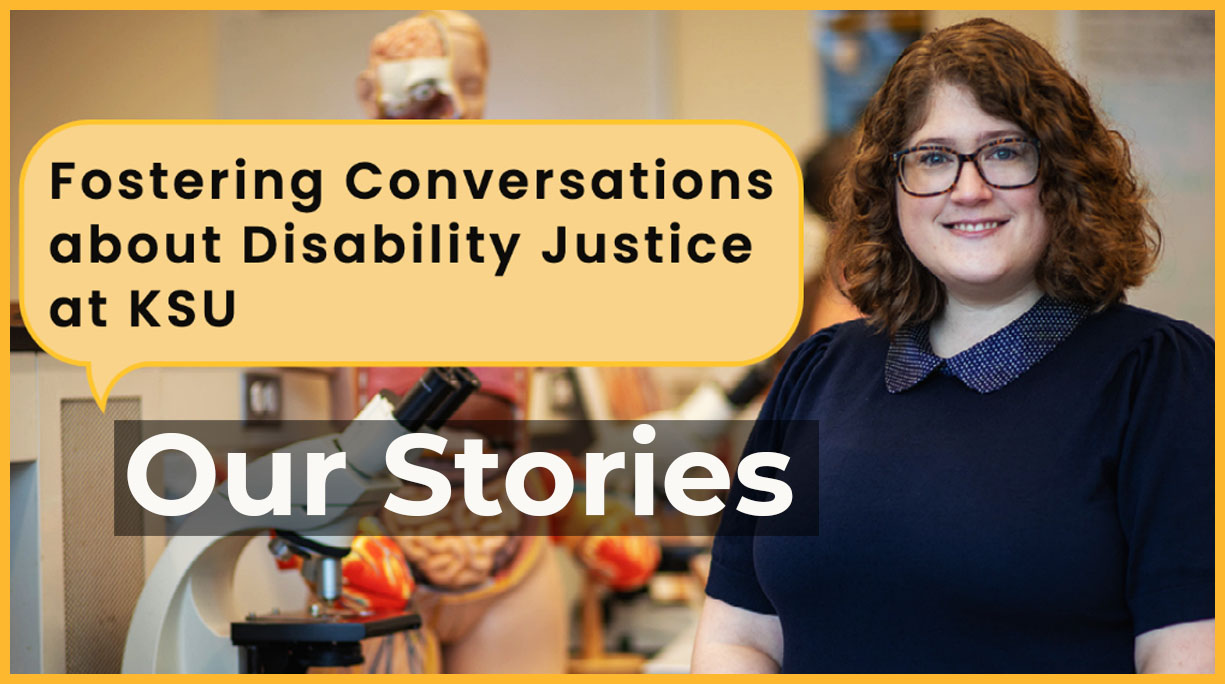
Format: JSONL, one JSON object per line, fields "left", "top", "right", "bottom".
{"left": 693, "top": 18, "right": 1213, "bottom": 674}
{"left": 894, "top": 82, "right": 1051, "bottom": 348}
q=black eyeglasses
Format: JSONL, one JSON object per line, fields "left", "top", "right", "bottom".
{"left": 892, "top": 137, "right": 1040, "bottom": 197}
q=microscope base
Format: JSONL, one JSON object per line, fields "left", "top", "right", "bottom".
{"left": 232, "top": 610, "right": 422, "bottom": 673}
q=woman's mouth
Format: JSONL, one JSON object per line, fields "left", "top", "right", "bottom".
{"left": 943, "top": 219, "right": 1007, "bottom": 235}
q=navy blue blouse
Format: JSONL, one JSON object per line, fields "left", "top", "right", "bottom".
{"left": 706, "top": 300, "right": 1214, "bottom": 673}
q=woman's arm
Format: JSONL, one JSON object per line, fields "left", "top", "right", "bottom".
{"left": 1135, "top": 619, "right": 1214, "bottom": 673}
{"left": 691, "top": 596, "right": 784, "bottom": 673}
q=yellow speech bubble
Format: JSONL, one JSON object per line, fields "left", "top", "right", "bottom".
{"left": 21, "top": 121, "right": 802, "bottom": 410}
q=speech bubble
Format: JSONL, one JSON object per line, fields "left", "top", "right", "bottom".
{"left": 21, "top": 121, "right": 802, "bottom": 410}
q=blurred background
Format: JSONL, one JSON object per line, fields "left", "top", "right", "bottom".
{"left": 9, "top": 10, "right": 1214, "bottom": 674}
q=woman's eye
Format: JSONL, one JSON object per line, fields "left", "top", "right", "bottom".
{"left": 987, "top": 146, "right": 1018, "bottom": 161}
{"left": 917, "top": 151, "right": 951, "bottom": 166}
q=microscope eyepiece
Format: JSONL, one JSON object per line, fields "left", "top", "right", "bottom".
{"left": 425, "top": 367, "right": 481, "bottom": 429}
{"left": 393, "top": 367, "right": 461, "bottom": 431}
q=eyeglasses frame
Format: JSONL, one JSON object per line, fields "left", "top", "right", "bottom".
{"left": 891, "top": 136, "right": 1041, "bottom": 197}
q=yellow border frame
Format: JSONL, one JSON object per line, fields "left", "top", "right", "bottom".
{"left": 2, "top": 9, "right": 1220, "bottom": 681}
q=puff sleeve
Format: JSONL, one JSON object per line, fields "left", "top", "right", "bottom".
{"left": 704, "top": 326, "right": 837, "bottom": 614}
{"left": 1113, "top": 320, "right": 1215, "bottom": 635}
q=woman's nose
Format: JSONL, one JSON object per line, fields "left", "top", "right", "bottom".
{"left": 950, "top": 161, "right": 993, "bottom": 203}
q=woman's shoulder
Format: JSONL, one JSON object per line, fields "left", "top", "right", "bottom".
{"left": 789, "top": 316, "right": 882, "bottom": 363}
{"left": 1073, "top": 303, "right": 1214, "bottom": 389}
{"left": 1081, "top": 303, "right": 1213, "bottom": 356}
{"left": 762, "top": 317, "right": 883, "bottom": 416}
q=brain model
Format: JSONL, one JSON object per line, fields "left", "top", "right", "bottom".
{"left": 379, "top": 477, "right": 525, "bottom": 590}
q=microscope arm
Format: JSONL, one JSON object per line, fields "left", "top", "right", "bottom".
{"left": 122, "top": 397, "right": 409, "bottom": 673}
{"left": 123, "top": 368, "right": 478, "bottom": 674}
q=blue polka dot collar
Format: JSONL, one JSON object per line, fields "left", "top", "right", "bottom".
{"left": 885, "top": 295, "right": 1092, "bottom": 394}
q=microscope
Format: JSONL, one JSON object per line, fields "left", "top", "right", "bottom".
{"left": 121, "top": 367, "right": 479, "bottom": 673}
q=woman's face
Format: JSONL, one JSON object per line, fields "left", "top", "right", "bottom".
{"left": 896, "top": 82, "right": 1049, "bottom": 305}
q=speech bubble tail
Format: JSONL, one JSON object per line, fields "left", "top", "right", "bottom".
{"left": 86, "top": 361, "right": 128, "bottom": 413}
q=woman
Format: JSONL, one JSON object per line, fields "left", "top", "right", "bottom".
{"left": 693, "top": 18, "right": 1213, "bottom": 673}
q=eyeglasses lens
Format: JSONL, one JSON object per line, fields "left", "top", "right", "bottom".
{"left": 900, "top": 140, "right": 1038, "bottom": 195}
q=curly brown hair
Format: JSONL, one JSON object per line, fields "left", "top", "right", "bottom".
{"left": 828, "top": 17, "right": 1161, "bottom": 335}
